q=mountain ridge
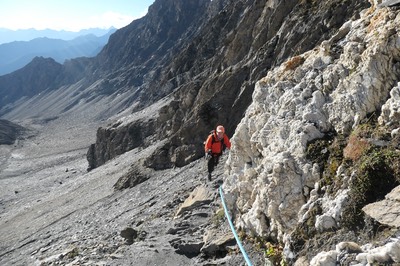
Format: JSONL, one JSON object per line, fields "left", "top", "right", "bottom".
{"left": 0, "top": 27, "right": 115, "bottom": 44}
{"left": 0, "top": 29, "right": 115, "bottom": 75}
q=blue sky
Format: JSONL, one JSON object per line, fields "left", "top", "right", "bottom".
{"left": 0, "top": 0, "right": 155, "bottom": 31}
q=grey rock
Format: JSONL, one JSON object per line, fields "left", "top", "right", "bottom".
{"left": 175, "top": 185, "right": 213, "bottom": 217}
{"left": 378, "top": 0, "right": 400, "bottom": 7}
{"left": 0, "top": 119, "right": 25, "bottom": 145}
{"left": 201, "top": 231, "right": 235, "bottom": 256}
{"left": 176, "top": 241, "right": 204, "bottom": 258}
{"left": 363, "top": 186, "right": 400, "bottom": 227}
{"left": 120, "top": 227, "right": 138, "bottom": 245}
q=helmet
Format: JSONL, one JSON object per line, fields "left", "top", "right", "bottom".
{"left": 216, "top": 125, "right": 225, "bottom": 133}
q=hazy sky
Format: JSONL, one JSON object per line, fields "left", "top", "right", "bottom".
{"left": 0, "top": 0, "right": 155, "bottom": 31}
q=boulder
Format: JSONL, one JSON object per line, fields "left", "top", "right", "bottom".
{"left": 120, "top": 227, "right": 138, "bottom": 245}
{"left": 363, "top": 186, "right": 400, "bottom": 227}
{"left": 169, "top": 238, "right": 204, "bottom": 258}
{"left": 175, "top": 185, "right": 213, "bottom": 217}
{"left": 201, "top": 230, "right": 235, "bottom": 256}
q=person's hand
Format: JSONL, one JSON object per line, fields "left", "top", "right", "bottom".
{"left": 205, "top": 150, "right": 212, "bottom": 159}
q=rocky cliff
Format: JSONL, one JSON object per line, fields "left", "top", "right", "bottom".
{"left": 87, "top": 0, "right": 369, "bottom": 171}
{"left": 224, "top": 0, "right": 400, "bottom": 264}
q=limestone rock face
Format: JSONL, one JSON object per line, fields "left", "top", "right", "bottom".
{"left": 224, "top": 0, "right": 400, "bottom": 253}
{"left": 378, "top": 84, "right": 400, "bottom": 127}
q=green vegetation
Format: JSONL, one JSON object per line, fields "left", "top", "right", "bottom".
{"left": 238, "top": 230, "right": 287, "bottom": 266}
{"left": 211, "top": 208, "right": 226, "bottom": 227}
{"left": 342, "top": 146, "right": 400, "bottom": 228}
{"left": 306, "top": 132, "right": 347, "bottom": 189}
{"left": 306, "top": 114, "right": 400, "bottom": 229}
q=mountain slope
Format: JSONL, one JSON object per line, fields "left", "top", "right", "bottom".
{"left": 86, "top": 0, "right": 370, "bottom": 170}
{"left": 0, "top": 56, "right": 90, "bottom": 115}
{"left": 3, "top": 0, "right": 400, "bottom": 265}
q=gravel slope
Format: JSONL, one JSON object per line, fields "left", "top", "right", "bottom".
{"left": 0, "top": 113, "right": 264, "bottom": 265}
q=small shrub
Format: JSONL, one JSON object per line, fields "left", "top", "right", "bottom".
{"left": 264, "top": 242, "right": 285, "bottom": 266}
{"left": 211, "top": 208, "right": 225, "bottom": 227}
{"left": 252, "top": 237, "right": 286, "bottom": 266}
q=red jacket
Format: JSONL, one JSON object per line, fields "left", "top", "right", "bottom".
{"left": 204, "top": 131, "right": 231, "bottom": 155}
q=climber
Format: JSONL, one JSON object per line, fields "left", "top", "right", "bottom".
{"left": 204, "top": 125, "right": 231, "bottom": 181}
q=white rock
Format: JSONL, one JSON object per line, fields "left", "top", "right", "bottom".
{"left": 391, "top": 128, "right": 400, "bottom": 138}
{"left": 378, "top": 85, "right": 400, "bottom": 126}
{"left": 310, "top": 250, "right": 338, "bottom": 266}
{"left": 315, "top": 214, "right": 336, "bottom": 232}
{"left": 224, "top": 2, "right": 400, "bottom": 245}
{"left": 355, "top": 252, "right": 368, "bottom": 264}
{"left": 336, "top": 241, "right": 362, "bottom": 253}
{"left": 367, "top": 246, "right": 391, "bottom": 264}
{"left": 386, "top": 241, "right": 400, "bottom": 262}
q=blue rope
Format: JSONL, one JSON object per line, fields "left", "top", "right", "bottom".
{"left": 219, "top": 186, "right": 253, "bottom": 266}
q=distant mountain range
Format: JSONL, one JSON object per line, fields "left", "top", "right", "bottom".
{"left": 0, "top": 29, "right": 116, "bottom": 75}
{"left": 0, "top": 28, "right": 115, "bottom": 44}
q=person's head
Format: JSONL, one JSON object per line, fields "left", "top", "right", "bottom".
{"left": 216, "top": 125, "right": 225, "bottom": 139}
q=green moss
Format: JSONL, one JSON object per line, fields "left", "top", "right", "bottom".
{"left": 306, "top": 133, "right": 346, "bottom": 189}
{"left": 340, "top": 112, "right": 400, "bottom": 229}
{"left": 289, "top": 203, "right": 322, "bottom": 255}
{"left": 305, "top": 113, "right": 400, "bottom": 228}
{"left": 343, "top": 147, "right": 400, "bottom": 229}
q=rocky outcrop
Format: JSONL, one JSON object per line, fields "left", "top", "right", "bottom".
{"left": 224, "top": 1, "right": 400, "bottom": 264}
{"left": 87, "top": 0, "right": 370, "bottom": 171}
{"left": 87, "top": 118, "right": 156, "bottom": 171}
{"left": 0, "top": 119, "right": 25, "bottom": 145}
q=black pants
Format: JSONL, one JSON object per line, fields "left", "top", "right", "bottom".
{"left": 207, "top": 154, "right": 221, "bottom": 174}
